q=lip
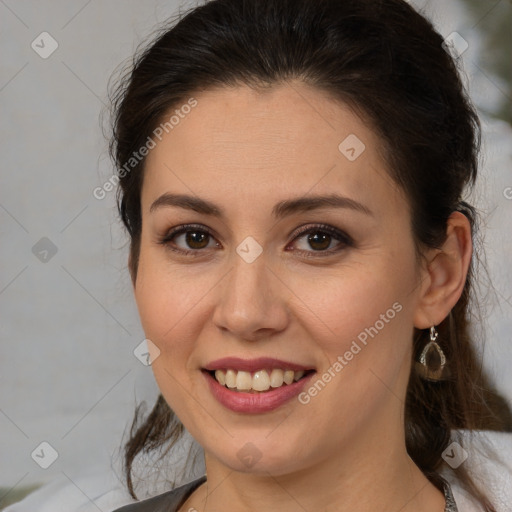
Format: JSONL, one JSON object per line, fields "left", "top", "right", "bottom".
{"left": 203, "top": 357, "right": 315, "bottom": 373}
{"left": 202, "top": 368, "right": 316, "bottom": 414}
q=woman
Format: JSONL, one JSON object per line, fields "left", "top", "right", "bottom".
{"left": 108, "top": 0, "right": 511, "bottom": 510}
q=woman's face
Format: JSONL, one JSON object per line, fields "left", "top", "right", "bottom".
{"left": 134, "top": 81, "right": 427, "bottom": 475}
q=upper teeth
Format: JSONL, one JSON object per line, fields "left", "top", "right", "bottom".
{"left": 214, "top": 369, "right": 306, "bottom": 392}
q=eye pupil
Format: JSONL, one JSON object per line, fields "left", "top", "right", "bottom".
{"left": 308, "top": 232, "right": 331, "bottom": 251}
{"left": 186, "top": 231, "right": 209, "bottom": 249}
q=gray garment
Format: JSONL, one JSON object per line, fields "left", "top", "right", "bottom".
{"left": 111, "top": 476, "right": 206, "bottom": 512}
{"left": 111, "top": 474, "right": 459, "bottom": 512}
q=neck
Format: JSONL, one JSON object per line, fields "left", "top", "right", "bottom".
{"left": 180, "top": 362, "right": 445, "bottom": 512}
{"left": 182, "top": 420, "right": 446, "bottom": 512}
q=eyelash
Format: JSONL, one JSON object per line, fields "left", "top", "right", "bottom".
{"left": 158, "top": 223, "right": 354, "bottom": 259}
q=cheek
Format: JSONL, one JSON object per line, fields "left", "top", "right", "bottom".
{"left": 297, "top": 252, "right": 418, "bottom": 408}
{"left": 302, "top": 259, "right": 415, "bottom": 351}
{"left": 134, "top": 244, "right": 207, "bottom": 340}
{"left": 133, "top": 250, "right": 197, "bottom": 373}
{"left": 292, "top": 285, "right": 413, "bottom": 445}
{"left": 133, "top": 263, "right": 200, "bottom": 412}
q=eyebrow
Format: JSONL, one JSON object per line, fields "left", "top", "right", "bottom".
{"left": 149, "top": 192, "right": 373, "bottom": 219}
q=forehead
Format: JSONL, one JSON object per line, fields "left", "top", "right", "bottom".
{"left": 141, "top": 82, "right": 405, "bottom": 218}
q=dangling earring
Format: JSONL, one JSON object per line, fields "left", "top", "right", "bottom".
{"left": 415, "top": 326, "right": 450, "bottom": 381}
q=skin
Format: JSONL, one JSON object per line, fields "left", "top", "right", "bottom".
{"left": 131, "top": 80, "right": 472, "bottom": 512}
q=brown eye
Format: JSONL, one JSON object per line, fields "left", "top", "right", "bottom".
{"left": 303, "top": 232, "right": 333, "bottom": 251}
{"left": 159, "top": 224, "right": 219, "bottom": 255}
{"left": 290, "top": 224, "right": 353, "bottom": 257}
{"left": 182, "top": 230, "right": 210, "bottom": 249}
{"left": 159, "top": 223, "right": 353, "bottom": 258}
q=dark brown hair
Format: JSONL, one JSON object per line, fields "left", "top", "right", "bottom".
{"left": 108, "top": 0, "right": 512, "bottom": 508}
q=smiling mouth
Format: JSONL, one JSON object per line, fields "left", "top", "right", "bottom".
{"left": 204, "top": 368, "right": 316, "bottom": 393}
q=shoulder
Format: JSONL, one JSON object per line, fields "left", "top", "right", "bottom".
{"left": 111, "top": 476, "right": 206, "bottom": 512}
{"left": 441, "top": 431, "right": 512, "bottom": 512}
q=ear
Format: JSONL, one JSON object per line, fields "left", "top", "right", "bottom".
{"left": 413, "top": 211, "right": 472, "bottom": 329}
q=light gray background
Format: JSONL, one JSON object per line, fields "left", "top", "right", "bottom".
{"left": 1, "top": 0, "right": 511, "bottom": 502}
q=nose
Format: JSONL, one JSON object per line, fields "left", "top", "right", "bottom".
{"left": 212, "top": 249, "right": 289, "bottom": 342}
